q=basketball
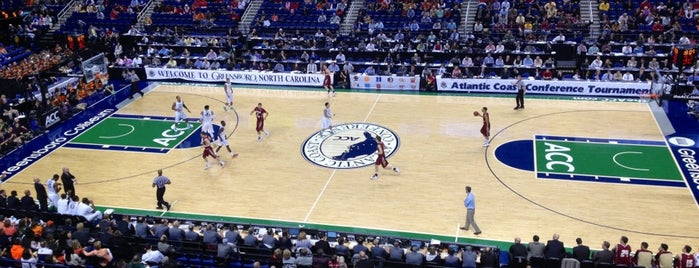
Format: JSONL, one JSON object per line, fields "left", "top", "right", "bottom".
{"left": 473, "top": 111, "right": 480, "bottom": 116}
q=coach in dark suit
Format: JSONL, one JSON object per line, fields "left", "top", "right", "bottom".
{"left": 6, "top": 191, "right": 20, "bottom": 209}
{"left": 0, "top": 190, "right": 7, "bottom": 208}
{"left": 545, "top": 234, "right": 566, "bottom": 259}
{"left": 61, "top": 167, "right": 77, "bottom": 197}
{"left": 573, "top": 238, "right": 591, "bottom": 262}
{"left": 33, "top": 178, "right": 48, "bottom": 211}
{"left": 510, "top": 237, "right": 528, "bottom": 268}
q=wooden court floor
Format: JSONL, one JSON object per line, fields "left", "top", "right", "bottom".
{"left": 3, "top": 83, "right": 698, "bottom": 251}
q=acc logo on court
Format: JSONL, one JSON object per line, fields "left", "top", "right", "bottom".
{"left": 301, "top": 123, "right": 400, "bottom": 169}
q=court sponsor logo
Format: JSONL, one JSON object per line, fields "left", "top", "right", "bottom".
{"left": 668, "top": 136, "right": 696, "bottom": 147}
{"left": 2, "top": 109, "right": 115, "bottom": 178}
{"left": 494, "top": 135, "right": 686, "bottom": 188}
{"left": 666, "top": 135, "right": 699, "bottom": 206}
{"left": 43, "top": 108, "right": 61, "bottom": 128}
{"left": 301, "top": 123, "right": 400, "bottom": 169}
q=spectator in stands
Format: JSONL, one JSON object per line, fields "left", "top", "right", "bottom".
{"left": 158, "top": 47, "right": 170, "bottom": 57}
{"left": 134, "top": 217, "right": 151, "bottom": 238}
{"left": 523, "top": 55, "right": 534, "bottom": 68}
{"left": 552, "top": 33, "right": 566, "bottom": 43}
{"left": 142, "top": 244, "right": 164, "bottom": 267}
{"left": 84, "top": 240, "right": 113, "bottom": 267}
{"left": 202, "top": 59, "right": 211, "bottom": 70}
{"left": 626, "top": 57, "right": 638, "bottom": 68}
{"left": 590, "top": 57, "right": 603, "bottom": 69}
{"left": 365, "top": 66, "right": 376, "bottom": 75}
{"left": 542, "top": 69, "right": 553, "bottom": 80}
{"left": 184, "top": 224, "right": 200, "bottom": 241}
{"left": 224, "top": 225, "right": 240, "bottom": 246}
{"left": 203, "top": 224, "right": 222, "bottom": 245}
{"left": 613, "top": 70, "right": 623, "bottom": 81}
{"left": 593, "top": 241, "right": 614, "bottom": 266}
{"left": 281, "top": 249, "right": 297, "bottom": 267}
{"left": 166, "top": 220, "right": 183, "bottom": 242}
{"left": 312, "top": 248, "right": 330, "bottom": 267}
{"left": 307, "top": 61, "right": 318, "bottom": 74}
{"left": 296, "top": 247, "right": 313, "bottom": 267}
{"left": 261, "top": 229, "right": 277, "bottom": 249}
{"left": 273, "top": 62, "right": 285, "bottom": 72}
{"left": 157, "top": 234, "right": 174, "bottom": 256}
{"left": 166, "top": 58, "right": 177, "bottom": 68}
{"left": 334, "top": 237, "right": 349, "bottom": 258}
{"left": 425, "top": 245, "right": 441, "bottom": 265}
{"left": 405, "top": 245, "right": 424, "bottom": 266}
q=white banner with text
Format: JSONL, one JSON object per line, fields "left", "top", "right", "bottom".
{"left": 437, "top": 77, "right": 653, "bottom": 97}
{"left": 145, "top": 67, "right": 328, "bottom": 87}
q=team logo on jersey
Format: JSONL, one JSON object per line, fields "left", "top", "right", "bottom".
{"left": 301, "top": 123, "right": 400, "bottom": 169}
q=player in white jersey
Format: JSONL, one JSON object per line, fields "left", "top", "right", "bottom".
{"left": 47, "top": 174, "right": 62, "bottom": 207}
{"left": 322, "top": 102, "right": 335, "bottom": 135}
{"left": 223, "top": 78, "right": 234, "bottom": 111}
{"left": 171, "top": 96, "right": 192, "bottom": 129}
{"left": 200, "top": 105, "right": 216, "bottom": 139}
{"left": 215, "top": 120, "right": 238, "bottom": 157}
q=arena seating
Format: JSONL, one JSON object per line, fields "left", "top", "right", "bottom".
{"left": 148, "top": 0, "right": 245, "bottom": 33}
{"left": 0, "top": 207, "right": 497, "bottom": 267}
{"left": 251, "top": 0, "right": 351, "bottom": 36}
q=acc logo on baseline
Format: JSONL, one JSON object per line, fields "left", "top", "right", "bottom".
{"left": 301, "top": 123, "right": 400, "bottom": 169}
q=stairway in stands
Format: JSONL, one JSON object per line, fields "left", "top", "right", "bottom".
{"left": 134, "top": 0, "right": 162, "bottom": 31}
{"left": 579, "top": 0, "right": 601, "bottom": 39}
{"left": 39, "top": 0, "right": 80, "bottom": 48}
{"left": 339, "top": 0, "right": 364, "bottom": 35}
{"left": 238, "top": 0, "right": 263, "bottom": 35}
{"left": 460, "top": 0, "right": 478, "bottom": 40}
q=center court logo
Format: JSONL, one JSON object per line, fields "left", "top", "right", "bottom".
{"left": 301, "top": 123, "right": 400, "bottom": 169}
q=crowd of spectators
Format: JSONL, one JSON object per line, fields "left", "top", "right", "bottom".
{"left": 1, "top": 185, "right": 699, "bottom": 268}
{"left": 149, "top": 0, "right": 247, "bottom": 31}
{"left": 251, "top": 0, "right": 348, "bottom": 33}
{"left": 0, "top": 47, "right": 73, "bottom": 80}
{"left": 474, "top": 0, "right": 587, "bottom": 42}
{"left": 0, "top": 67, "right": 111, "bottom": 157}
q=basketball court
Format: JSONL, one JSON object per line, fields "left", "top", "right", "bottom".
{"left": 2, "top": 82, "right": 698, "bottom": 252}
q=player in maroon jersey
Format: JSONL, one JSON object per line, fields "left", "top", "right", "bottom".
{"left": 202, "top": 132, "right": 224, "bottom": 169}
{"left": 370, "top": 135, "right": 400, "bottom": 180}
{"left": 250, "top": 103, "right": 269, "bottom": 141}
{"left": 323, "top": 65, "right": 335, "bottom": 97}
{"left": 675, "top": 246, "right": 695, "bottom": 268}
{"left": 476, "top": 107, "right": 490, "bottom": 147}
{"left": 613, "top": 236, "right": 632, "bottom": 266}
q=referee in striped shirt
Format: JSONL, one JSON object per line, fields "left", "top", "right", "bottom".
{"left": 152, "top": 169, "right": 171, "bottom": 211}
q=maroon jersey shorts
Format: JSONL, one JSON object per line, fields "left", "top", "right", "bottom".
{"left": 202, "top": 146, "right": 216, "bottom": 158}
{"left": 375, "top": 154, "right": 388, "bottom": 168}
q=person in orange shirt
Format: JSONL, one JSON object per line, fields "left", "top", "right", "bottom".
{"left": 10, "top": 238, "right": 24, "bottom": 260}
{"left": 3, "top": 219, "right": 17, "bottom": 236}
